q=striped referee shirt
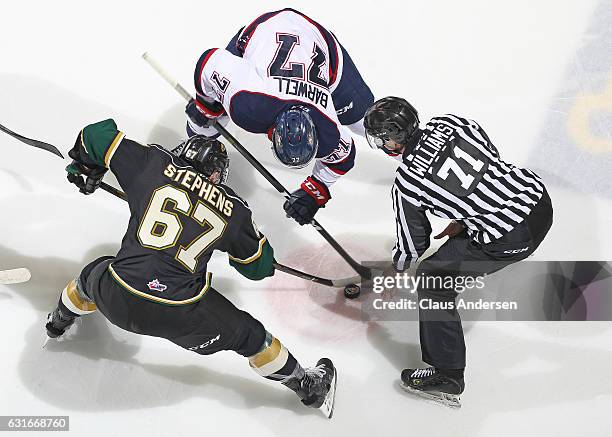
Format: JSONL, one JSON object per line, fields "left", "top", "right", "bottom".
{"left": 392, "top": 114, "right": 545, "bottom": 270}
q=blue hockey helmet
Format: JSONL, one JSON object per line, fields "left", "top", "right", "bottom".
{"left": 271, "top": 106, "right": 318, "bottom": 168}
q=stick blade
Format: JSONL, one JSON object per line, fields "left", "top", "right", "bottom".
{"left": 0, "top": 268, "right": 32, "bottom": 284}
{"left": 0, "top": 123, "right": 64, "bottom": 158}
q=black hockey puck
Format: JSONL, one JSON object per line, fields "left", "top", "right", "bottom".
{"left": 344, "top": 284, "right": 361, "bottom": 299}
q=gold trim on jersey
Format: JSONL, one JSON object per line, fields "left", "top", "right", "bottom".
{"left": 107, "top": 264, "right": 211, "bottom": 305}
{"left": 104, "top": 131, "right": 125, "bottom": 167}
{"left": 228, "top": 235, "right": 267, "bottom": 264}
{"left": 79, "top": 129, "right": 89, "bottom": 154}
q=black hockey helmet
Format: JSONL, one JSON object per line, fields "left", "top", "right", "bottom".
{"left": 174, "top": 135, "right": 229, "bottom": 184}
{"left": 364, "top": 97, "right": 419, "bottom": 149}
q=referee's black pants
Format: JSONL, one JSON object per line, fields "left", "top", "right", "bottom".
{"left": 417, "top": 189, "right": 553, "bottom": 370}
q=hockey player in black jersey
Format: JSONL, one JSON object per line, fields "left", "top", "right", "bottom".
{"left": 364, "top": 97, "right": 553, "bottom": 407}
{"left": 45, "top": 120, "right": 337, "bottom": 418}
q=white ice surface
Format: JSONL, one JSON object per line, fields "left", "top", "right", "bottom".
{"left": 1, "top": 1, "right": 612, "bottom": 436}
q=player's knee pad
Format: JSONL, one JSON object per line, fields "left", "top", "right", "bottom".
{"left": 231, "top": 312, "right": 266, "bottom": 357}
{"left": 61, "top": 279, "right": 97, "bottom": 316}
{"left": 78, "top": 256, "right": 113, "bottom": 299}
{"left": 248, "top": 332, "right": 290, "bottom": 378}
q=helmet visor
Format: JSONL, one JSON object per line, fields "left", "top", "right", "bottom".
{"left": 366, "top": 130, "right": 390, "bottom": 149}
{"left": 366, "top": 127, "right": 408, "bottom": 153}
{"left": 199, "top": 153, "right": 230, "bottom": 183}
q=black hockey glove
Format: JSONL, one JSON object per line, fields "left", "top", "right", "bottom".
{"left": 66, "top": 147, "right": 107, "bottom": 195}
{"left": 185, "top": 99, "right": 224, "bottom": 129}
{"left": 283, "top": 176, "right": 331, "bottom": 225}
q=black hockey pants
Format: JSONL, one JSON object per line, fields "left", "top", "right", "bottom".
{"left": 417, "top": 189, "right": 553, "bottom": 370}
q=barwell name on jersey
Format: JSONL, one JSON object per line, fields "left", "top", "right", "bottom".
{"left": 273, "top": 77, "right": 330, "bottom": 108}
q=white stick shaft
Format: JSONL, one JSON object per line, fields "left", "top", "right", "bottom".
{"left": 0, "top": 268, "right": 31, "bottom": 284}
{"left": 142, "top": 52, "right": 193, "bottom": 102}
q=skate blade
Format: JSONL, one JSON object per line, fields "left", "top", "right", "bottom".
{"left": 43, "top": 316, "right": 78, "bottom": 348}
{"left": 42, "top": 334, "right": 62, "bottom": 349}
{"left": 399, "top": 381, "right": 461, "bottom": 409}
{"left": 320, "top": 368, "right": 337, "bottom": 419}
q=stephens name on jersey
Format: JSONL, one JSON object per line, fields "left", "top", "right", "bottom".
{"left": 162, "top": 163, "right": 234, "bottom": 217}
{"left": 72, "top": 119, "right": 275, "bottom": 306}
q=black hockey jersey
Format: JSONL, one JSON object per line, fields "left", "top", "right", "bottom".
{"left": 74, "top": 119, "right": 274, "bottom": 305}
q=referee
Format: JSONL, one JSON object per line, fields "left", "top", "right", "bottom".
{"left": 364, "top": 97, "right": 553, "bottom": 407}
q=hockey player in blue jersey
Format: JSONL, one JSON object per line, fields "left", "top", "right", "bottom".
{"left": 185, "top": 8, "right": 375, "bottom": 226}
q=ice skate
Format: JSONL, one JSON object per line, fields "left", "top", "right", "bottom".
{"left": 400, "top": 367, "right": 464, "bottom": 409}
{"left": 283, "top": 358, "right": 337, "bottom": 418}
{"left": 44, "top": 306, "right": 77, "bottom": 343}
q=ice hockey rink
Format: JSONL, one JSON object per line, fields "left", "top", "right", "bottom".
{"left": 1, "top": 0, "right": 611, "bottom": 435}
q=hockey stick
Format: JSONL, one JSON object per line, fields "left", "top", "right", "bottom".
{"left": 1, "top": 119, "right": 361, "bottom": 292}
{"left": 0, "top": 268, "right": 31, "bottom": 285}
{"left": 0, "top": 122, "right": 359, "bottom": 289}
{"left": 99, "top": 182, "right": 361, "bottom": 289}
{"left": 0, "top": 122, "right": 127, "bottom": 201}
{"left": 142, "top": 52, "right": 372, "bottom": 280}
{"left": 0, "top": 123, "right": 64, "bottom": 158}
{"left": 104, "top": 180, "right": 361, "bottom": 287}
{"left": 273, "top": 262, "right": 360, "bottom": 287}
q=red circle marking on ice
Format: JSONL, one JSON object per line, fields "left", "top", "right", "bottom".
{"left": 266, "top": 239, "right": 387, "bottom": 343}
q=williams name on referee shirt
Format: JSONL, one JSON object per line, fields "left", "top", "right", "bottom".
{"left": 363, "top": 96, "right": 553, "bottom": 403}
